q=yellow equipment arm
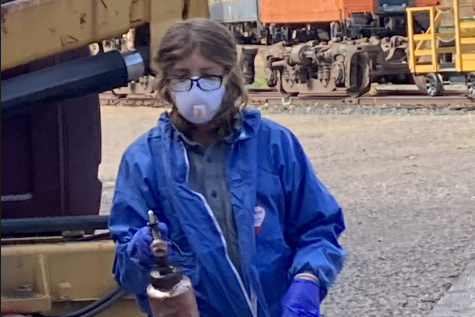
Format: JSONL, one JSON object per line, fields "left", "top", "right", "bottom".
{"left": 0, "top": 0, "right": 210, "bottom": 71}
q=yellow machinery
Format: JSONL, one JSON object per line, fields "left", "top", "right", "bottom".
{"left": 406, "top": 0, "right": 475, "bottom": 96}
{"left": 1, "top": 1, "right": 209, "bottom": 316}
{"left": 1, "top": 0, "right": 209, "bottom": 71}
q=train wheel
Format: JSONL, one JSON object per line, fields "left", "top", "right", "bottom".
{"left": 412, "top": 56, "right": 431, "bottom": 93}
{"left": 412, "top": 74, "right": 427, "bottom": 93}
{"left": 281, "top": 92, "right": 298, "bottom": 105}
{"left": 425, "top": 73, "right": 444, "bottom": 97}
{"left": 347, "top": 85, "right": 371, "bottom": 98}
{"left": 346, "top": 53, "right": 371, "bottom": 97}
{"left": 466, "top": 72, "right": 475, "bottom": 98}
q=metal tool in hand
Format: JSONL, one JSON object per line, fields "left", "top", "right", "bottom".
{"left": 146, "top": 210, "right": 182, "bottom": 290}
{"left": 148, "top": 210, "right": 163, "bottom": 240}
{"left": 147, "top": 210, "right": 169, "bottom": 258}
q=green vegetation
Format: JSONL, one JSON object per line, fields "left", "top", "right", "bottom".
{"left": 246, "top": 72, "right": 268, "bottom": 88}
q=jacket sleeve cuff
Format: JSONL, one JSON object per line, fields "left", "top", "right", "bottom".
{"left": 294, "top": 272, "right": 320, "bottom": 285}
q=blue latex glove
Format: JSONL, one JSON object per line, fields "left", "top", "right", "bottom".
{"left": 282, "top": 276, "right": 321, "bottom": 317}
{"left": 128, "top": 223, "right": 169, "bottom": 268}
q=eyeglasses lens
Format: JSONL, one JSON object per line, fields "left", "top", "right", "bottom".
{"left": 169, "top": 76, "right": 222, "bottom": 92}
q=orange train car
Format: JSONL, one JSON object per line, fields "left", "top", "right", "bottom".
{"left": 260, "top": 0, "right": 440, "bottom": 23}
{"left": 209, "top": 0, "right": 440, "bottom": 44}
{"left": 260, "top": 0, "right": 373, "bottom": 24}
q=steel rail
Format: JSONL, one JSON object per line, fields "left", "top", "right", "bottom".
{"left": 100, "top": 89, "right": 473, "bottom": 108}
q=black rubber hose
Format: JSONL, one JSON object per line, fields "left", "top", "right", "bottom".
{"left": 76, "top": 289, "right": 128, "bottom": 317}
{"left": 1, "top": 216, "right": 110, "bottom": 237}
{"left": 1, "top": 50, "right": 127, "bottom": 117}
{"left": 60, "top": 288, "right": 120, "bottom": 317}
{"left": 59, "top": 286, "right": 125, "bottom": 317}
{"left": 72, "top": 231, "right": 111, "bottom": 242}
{"left": 34, "top": 284, "right": 129, "bottom": 317}
{"left": 1, "top": 47, "right": 149, "bottom": 118}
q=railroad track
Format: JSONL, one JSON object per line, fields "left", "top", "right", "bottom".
{"left": 100, "top": 88, "right": 474, "bottom": 110}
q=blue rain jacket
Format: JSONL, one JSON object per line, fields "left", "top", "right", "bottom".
{"left": 109, "top": 109, "right": 346, "bottom": 317}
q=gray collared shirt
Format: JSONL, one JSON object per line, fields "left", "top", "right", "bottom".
{"left": 174, "top": 120, "right": 242, "bottom": 276}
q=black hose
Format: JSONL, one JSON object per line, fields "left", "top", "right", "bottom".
{"left": 33, "top": 283, "right": 129, "bottom": 317}
{"left": 1, "top": 47, "right": 149, "bottom": 118}
{"left": 76, "top": 289, "right": 128, "bottom": 317}
{"left": 59, "top": 286, "right": 120, "bottom": 317}
{"left": 1, "top": 50, "right": 127, "bottom": 117}
{"left": 58, "top": 286, "right": 126, "bottom": 317}
{"left": 71, "top": 231, "right": 111, "bottom": 242}
{"left": 1, "top": 216, "right": 110, "bottom": 237}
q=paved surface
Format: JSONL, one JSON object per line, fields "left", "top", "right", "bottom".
{"left": 99, "top": 106, "right": 475, "bottom": 316}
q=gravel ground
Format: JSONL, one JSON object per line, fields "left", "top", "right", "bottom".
{"left": 99, "top": 105, "right": 475, "bottom": 317}
{"left": 251, "top": 103, "right": 475, "bottom": 116}
{"left": 273, "top": 113, "right": 475, "bottom": 317}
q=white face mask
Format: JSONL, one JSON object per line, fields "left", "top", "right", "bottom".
{"left": 172, "top": 82, "right": 225, "bottom": 125}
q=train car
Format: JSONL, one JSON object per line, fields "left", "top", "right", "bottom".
{"left": 209, "top": 0, "right": 261, "bottom": 44}
{"left": 407, "top": 0, "right": 475, "bottom": 97}
{"left": 261, "top": 0, "right": 474, "bottom": 99}
{"left": 210, "top": 0, "right": 440, "bottom": 45}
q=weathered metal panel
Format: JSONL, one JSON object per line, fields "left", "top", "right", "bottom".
{"left": 380, "top": 0, "right": 408, "bottom": 5}
{"left": 1, "top": 240, "right": 147, "bottom": 316}
{"left": 1, "top": 0, "right": 210, "bottom": 71}
{"left": 0, "top": 0, "right": 146, "bottom": 71}
{"left": 343, "top": 0, "right": 375, "bottom": 18}
{"left": 458, "top": 0, "right": 475, "bottom": 18}
{"left": 260, "top": 0, "right": 341, "bottom": 23}
{"left": 259, "top": 0, "right": 448, "bottom": 24}
{"left": 209, "top": 0, "right": 258, "bottom": 23}
{"left": 412, "top": 0, "right": 441, "bottom": 6}
{"left": 260, "top": 0, "right": 374, "bottom": 24}
{"left": 1, "top": 47, "right": 102, "bottom": 219}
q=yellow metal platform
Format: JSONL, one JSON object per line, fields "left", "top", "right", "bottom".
{"left": 1, "top": 239, "right": 147, "bottom": 317}
{"left": 407, "top": 0, "right": 475, "bottom": 73}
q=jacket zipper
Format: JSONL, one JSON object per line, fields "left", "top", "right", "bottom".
{"left": 182, "top": 147, "right": 257, "bottom": 317}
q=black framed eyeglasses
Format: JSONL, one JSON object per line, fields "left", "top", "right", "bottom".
{"left": 167, "top": 75, "right": 224, "bottom": 92}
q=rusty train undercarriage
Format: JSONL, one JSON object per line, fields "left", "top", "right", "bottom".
{"left": 263, "top": 36, "right": 413, "bottom": 99}
{"left": 100, "top": 32, "right": 423, "bottom": 101}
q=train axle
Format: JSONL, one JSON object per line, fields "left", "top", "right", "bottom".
{"left": 263, "top": 36, "right": 411, "bottom": 97}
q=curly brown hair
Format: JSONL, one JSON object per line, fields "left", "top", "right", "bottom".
{"left": 153, "top": 18, "right": 248, "bottom": 139}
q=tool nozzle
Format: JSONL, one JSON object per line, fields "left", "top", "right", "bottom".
{"left": 148, "top": 210, "right": 156, "bottom": 226}
{"left": 148, "top": 210, "right": 162, "bottom": 240}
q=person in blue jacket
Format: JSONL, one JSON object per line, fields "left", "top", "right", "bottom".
{"left": 109, "top": 18, "right": 346, "bottom": 317}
